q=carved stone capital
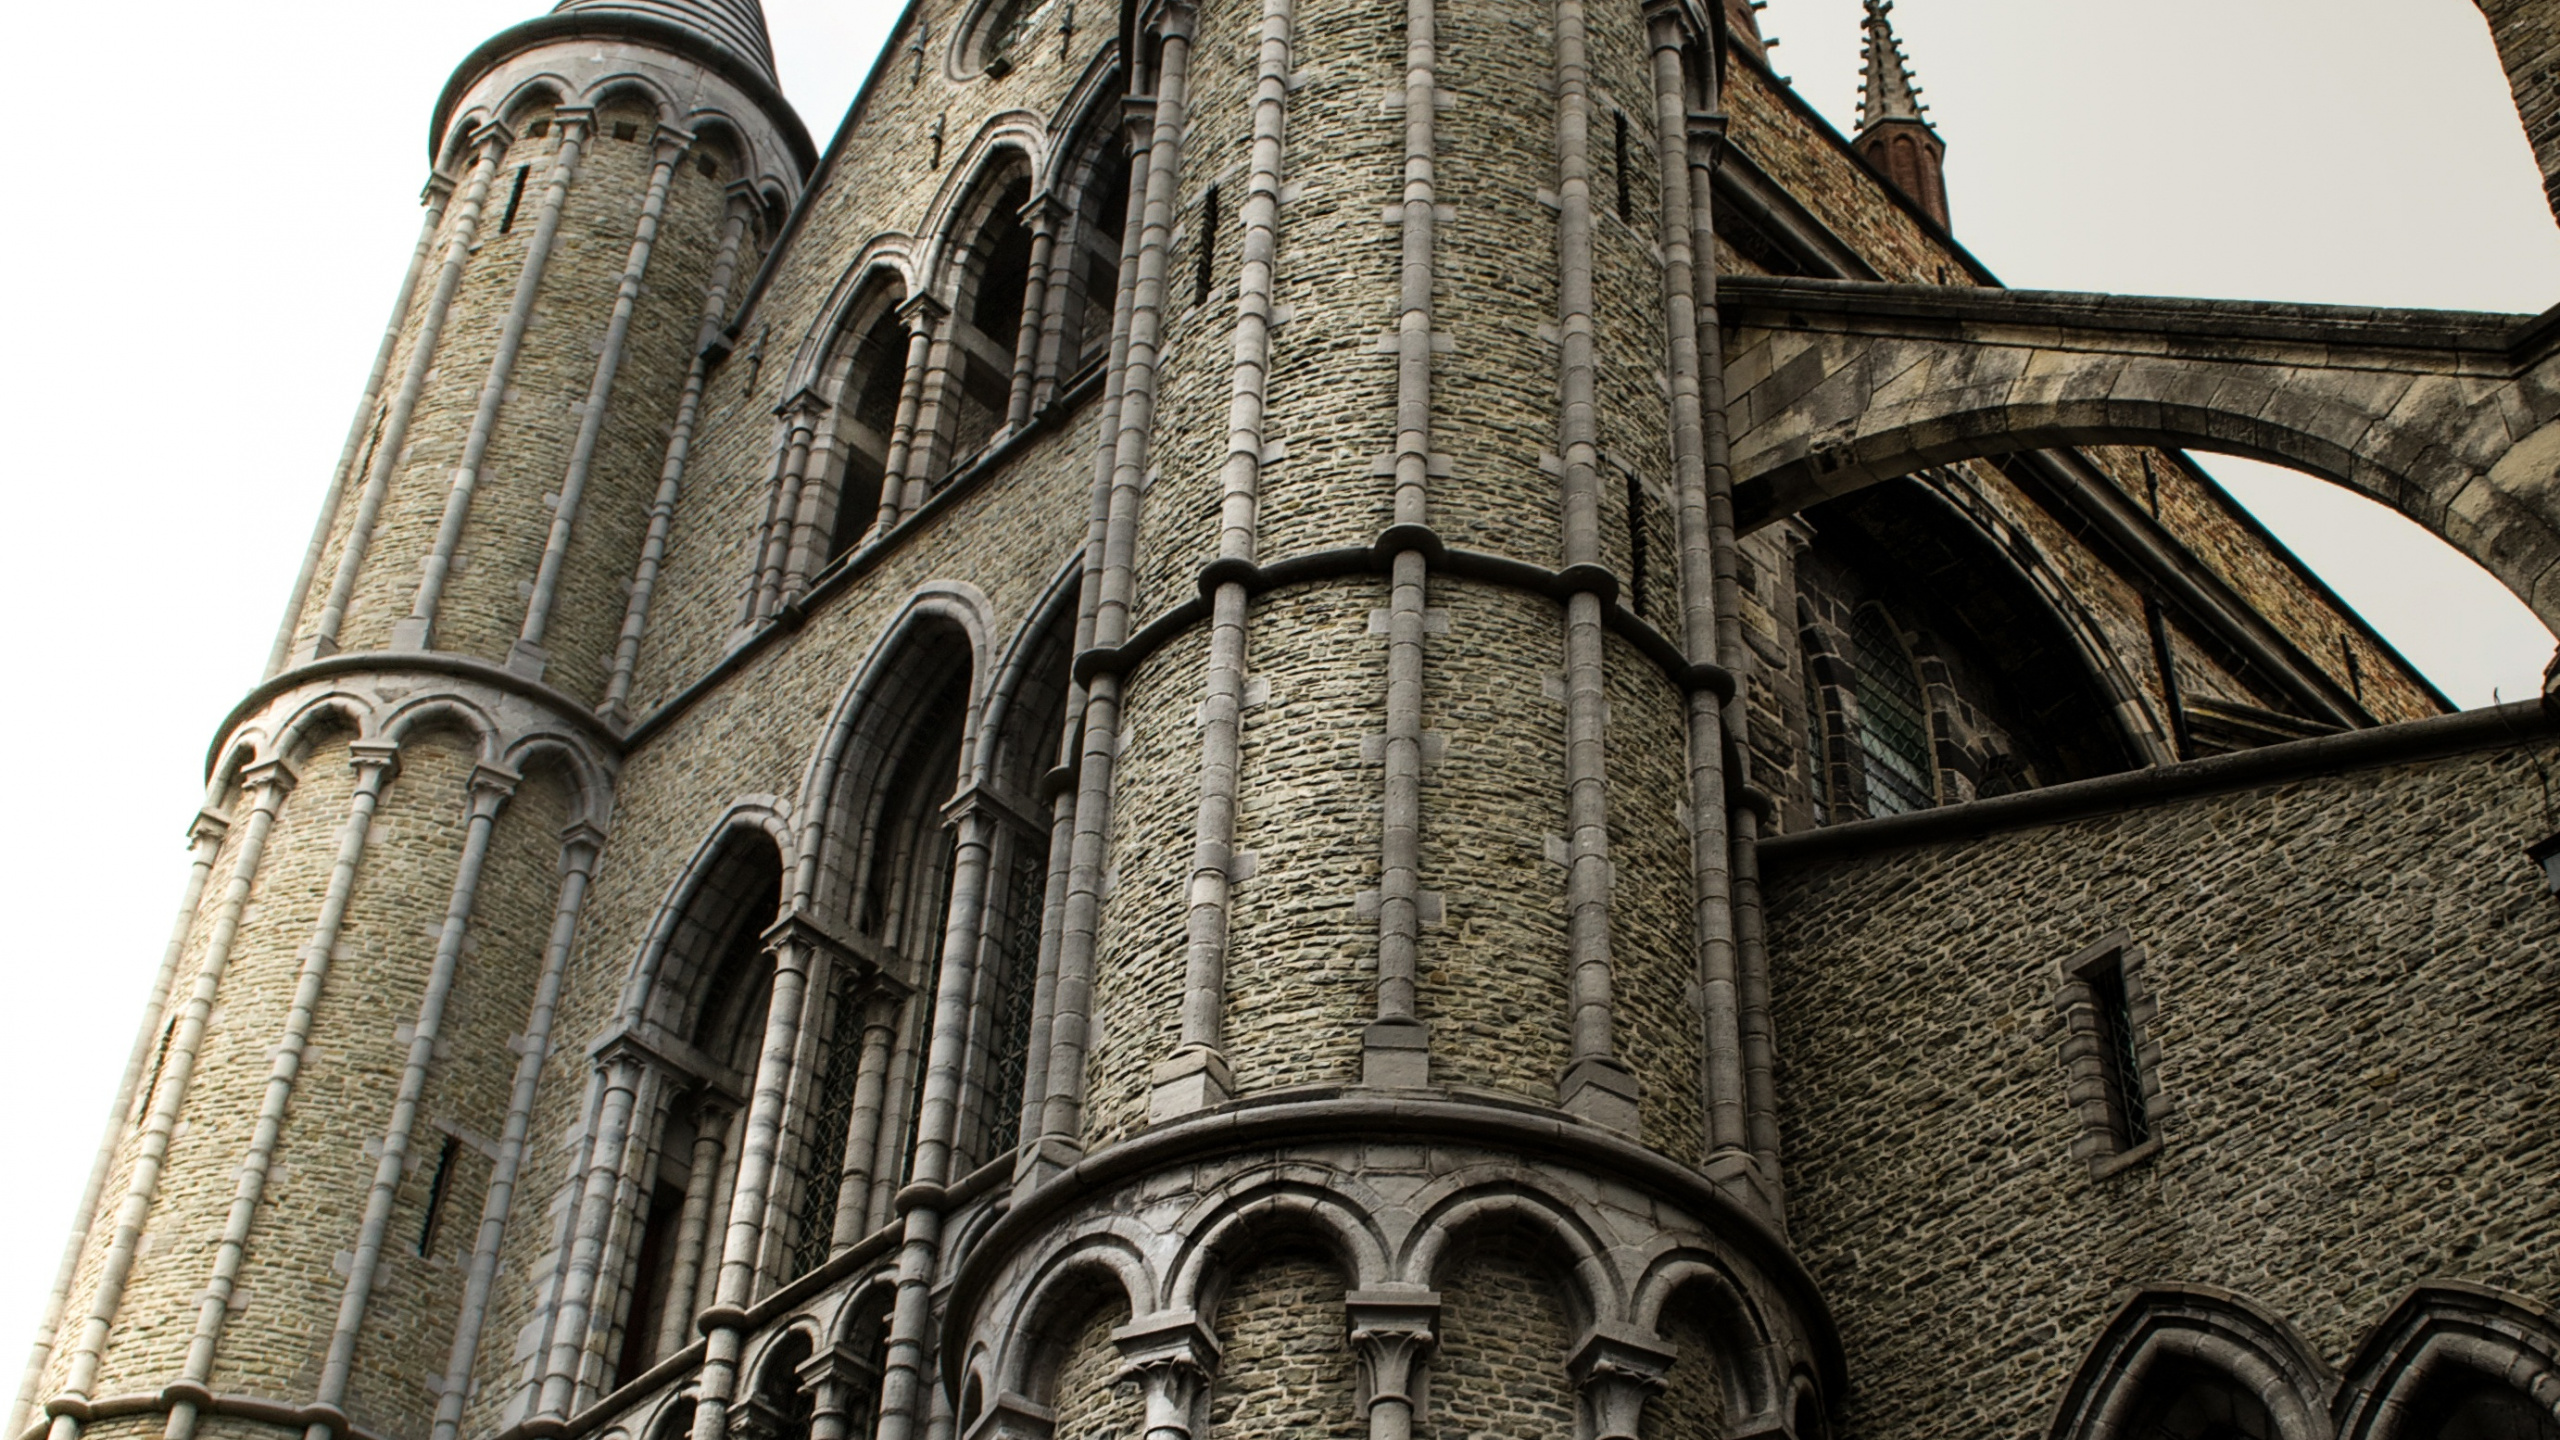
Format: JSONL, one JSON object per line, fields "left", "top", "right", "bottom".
{"left": 1569, "top": 1323, "right": 1675, "bottom": 1440}
{"left": 348, "top": 739, "right": 403, "bottom": 780}
{"left": 469, "top": 761, "right": 523, "bottom": 806}
{"left": 240, "top": 758, "right": 299, "bottom": 798}
{"left": 1114, "top": 1312, "right": 1218, "bottom": 1438}
{"left": 897, "top": 293, "right": 951, "bottom": 329}
{"left": 1346, "top": 1288, "right": 1440, "bottom": 1406}
{"left": 189, "top": 808, "right": 234, "bottom": 848}
{"left": 775, "top": 385, "right": 829, "bottom": 423}
{"left": 961, "top": 1392, "right": 1054, "bottom": 1440}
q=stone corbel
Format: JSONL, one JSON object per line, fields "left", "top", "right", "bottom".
{"left": 190, "top": 808, "right": 234, "bottom": 848}
{"left": 896, "top": 293, "right": 951, "bottom": 333}
{"left": 774, "top": 385, "right": 829, "bottom": 424}
{"left": 651, "top": 124, "right": 698, "bottom": 165}
{"left": 1569, "top": 1323, "right": 1675, "bottom": 1440}
{"left": 1120, "top": 96, "right": 1161, "bottom": 148}
{"left": 548, "top": 107, "right": 598, "bottom": 141}
{"left": 1687, "top": 110, "right": 1731, "bottom": 170}
{"left": 239, "top": 757, "right": 300, "bottom": 798}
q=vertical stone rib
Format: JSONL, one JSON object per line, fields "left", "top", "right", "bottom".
{"left": 427, "top": 824, "right": 603, "bottom": 1440}
{"left": 165, "top": 746, "right": 399, "bottom": 1440}
{"left": 1160, "top": 0, "right": 1296, "bottom": 1120}
{"left": 10, "top": 806, "right": 229, "bottom": 1439}
{"left": 537, "top": 1048, "right": 649, "bottom": 1420}
{"left": 517, "top": 130, "right": 691, "bottom": 672}
{"left": 1643, "top": 4, "right": 1745, "bottom": 1166}
{"left": 751, "top": 397, "right": 822, "bottom": 622}
{"left": 1034, "top": 14, "right": 1195, "bottom": 1163}
{"left": 1007, "top": 199, "right": 1065, "bottom": 429}
{"left": 872, "top": 800, "right": 998, "bottom": 1440}
{"left": 312, "top": 135, "right": 508, "bottom": 655}
{"left": 1685, "top": 65, "right": 1782, "bottom": 1217}
{"left": 653, "top": 1103, "right": 728, "bottom": 1360}
{"left": 1364, "top": 0, "right": 1438, "bottom": 1089}
{"left": 403, "top": 116, "right": 592, "bottom": 650}
{"left": 603, "top": 194, "right": 755, "bottom": 722}
{"left": 308, "top": 770, "right": 515, "bottom": 1439}
{"left": 827, "top": 1010, "right": 896, "bottom": 1252}
{"left": 270, "top": 174, "right": 455, "bottom": 678}
{"left": 871, "top": 301, "right": 945, "bottom": 537}
{"left": 1550, "top": 0, "right": 1636, "bottom": 1131}
{"left": 43, "top": 766, "right": 291, "bottom": 1440}
{"left": 1012, "top": 140, "right": 1150, "bottom": 1184}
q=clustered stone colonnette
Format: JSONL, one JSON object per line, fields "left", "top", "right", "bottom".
{"left": 15, "top": 0, "right": 2560, "bottom": 1437}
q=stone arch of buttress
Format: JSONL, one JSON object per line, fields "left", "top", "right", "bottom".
{"left": 1720, "top": 277, "right": 2560, "bottom": 629}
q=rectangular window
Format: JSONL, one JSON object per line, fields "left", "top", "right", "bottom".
{"left": 1193, "top": 184, "right": 1221, "bottom": 306}
{"left": 1613, "top": 110, "right": 1633, "bottom": 223}
{"left": 2056, "top": 933, "right": 2164, "bottom": 1176}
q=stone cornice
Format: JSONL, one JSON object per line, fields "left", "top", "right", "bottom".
{"left": 1760, "top": 698, "right": 2560, "bottom": 869}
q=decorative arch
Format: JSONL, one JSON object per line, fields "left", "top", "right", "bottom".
{"left": 1629, "top": 1249, "right": 1785, "bottom": 1427}
{"left": 924, "top": 145, "right": 1043, "bottom": 475}
{"left": 378, "top": 693, "right": 504, "bottom": 761}
{"left": 991, "top": 1230, "right": 1155, "bottom": 1403}
{"left": 1163, "top": 1169, "right": 1397, "bottom": 1313}
{"left": 619, "top": 808, "right": 793, "bottom": 1043}
{"left": 579, "top": 72, "right": 683, "bottom": 128}
{"left": 1400, "top": 1177, "right": 1624, "bottom": 1335}
{"left": 2335, "top": 1284, "right": 2560, "bottom": 1440}
{"left": 2050, "top": 1285, "right": 2335, "bottom": 1440}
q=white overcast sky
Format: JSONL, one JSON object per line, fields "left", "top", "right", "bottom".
{"left": 0, "top": 0, "right": 2552, "bottom": 1398}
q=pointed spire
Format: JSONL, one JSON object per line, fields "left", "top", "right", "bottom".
{"left": 1856, "top": 0, "right": 1929, "bottom": 132}
{"left": 1852, "top": 0, "right": 1952, "bottom": 232}
{"left": 549, "top": 0, "right": 780, "bottom": 87}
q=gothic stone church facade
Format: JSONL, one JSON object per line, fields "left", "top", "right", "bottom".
{"left": 16, "top": 0, "right": 2560, "bottom": 1437}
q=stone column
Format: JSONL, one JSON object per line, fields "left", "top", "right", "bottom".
{"left": 828, "top": 999, "right": 900, "bottom": 1255}
{"left": 1006, "top": 197, "right": 1067, "bottom": 429}
{"left": 870, "top": 297, "right": 946, "bottom": 538}
{"left": 651, "top": 1098, "right": 732, "bottom": 1362}
{"left": 1568, "top": 1326, "right": 1673, "bottom": 1440}
{"left": 753, "top": 391, "right": 827, "bottom": 621}
{"left": 167, "top": 741, "right": 400, "bottom": 1440}
{"left": 311, "top": 126, "right": 511, "bottom": 656}
{"left": 1347, "top": 1290, "right": 1438, "bottom": 1440}
{"left": 1642, "top": 0, "right": 1747, "bottom": 1177}
{"left": 1114, "top": 1316, "right": 1217, "bottom": 1440}
{"left": 535, "top": 1041, "right": 654, "bottom": 1420}
{"left": 41, "top": 763, "right": 291, "bottom": 1440}
{"left": 429, "top": 821, "right": 606, "bottom": 1440}
{"left": 1364, "top": 0, "right": 1441, "bottom": 1091}
{"left": 603, "top": 187, "right": 756, "bottom": 722}
{"left": 309, "top": 765, "right": 518, "bottom": 1440}
{"left": 1012, "top": 111, "right": 1154, "bottom": 1198}
{"left": 270, "top": 170, "right": 456, "bottom": 677}
{"left": 514, "top": 124, "right": 692, "bottom": 678}
{"left": 689, "top": 914, "right": 821, "bottom": 1440}
{"left": 1035, "top": 4, "right": 1196, "bottom": 1170}
{"left": 399, "top": 110, "right": 593, "bottom": 651}
{"left": 10, "top": 805, "right": 229, "bottom": 1440}
{"left": 871, "top": 793, "right": 1002, "bottom": 1440}
{"left": 1548, "top": 0, "right": 1639, "bottom": 1136}
{"left": 896, "top": 300, "right": 962, "bottom": 519}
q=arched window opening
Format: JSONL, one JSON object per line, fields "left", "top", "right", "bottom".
{"left": 826, "top": 307, "right": 913, "bottom": 563}
{"left": 2396, "top": 1378, "right": 2560, "bottom": 1440}
{"left": 942, "top": 177, "right": 1035, "bottom": 475}
{"left": 962, "top": 0, "right": 1042, "bottom": 76}
{"left": 2117, "top": 1359, "right": 2283, "bottom": 1440}
{"left": 1063, "top": 141, "right": 1132, "bottom": 375}
{"left": 734, "top": 1333, "right": 815, "bottom": 1440}
{"left": 1847, "top": 604, "right": 1935, "bottom": 816}
{"left": 613, "top": 833, "right": 782, "bottom": 1386}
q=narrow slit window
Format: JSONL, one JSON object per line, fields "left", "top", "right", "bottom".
{"left": 1194, "top": 184, "right": 1221, "bottom": 305}
{"left": 416, "top": 1133, "right": 461, "bottom": 1256}
{"left": 2088, "top": 955, "right": 2150, "bottom": 1148}
{"left": 1613, "top": 110, "right": 1633, "bottom": 223}
{"left": 499, "top": 165, "right": 531, "bottom": 236}
{"left": 1625, "top": 466, "right": 1648, "bottom": 620}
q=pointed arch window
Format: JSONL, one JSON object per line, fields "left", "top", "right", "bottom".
{"left": 824, "top": 305, "right": 913, "bottom": 563}
{"left": 1847, "top": 603, "right": 1936, "bottom": 815}
{"left": 940, "top": 178, "right": 1035, "bottom": 473}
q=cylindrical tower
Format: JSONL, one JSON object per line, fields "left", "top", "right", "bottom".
{"left": 17, "top": 10, "right": 806, "bottom": 1440}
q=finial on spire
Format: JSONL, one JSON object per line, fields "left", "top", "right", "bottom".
{"left": 1852, "top": 0, "right": 1952, "bottom": 233}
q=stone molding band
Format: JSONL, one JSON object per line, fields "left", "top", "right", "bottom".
{"left": 1064, "top": 538, "right": 1736, "bottom": 702}
{"left": 32, "top": 1390, "right": 390, "bottom": 1440}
